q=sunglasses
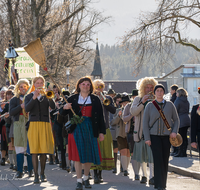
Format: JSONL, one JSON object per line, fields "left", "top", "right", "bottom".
{"left": 81, "top": 83, "right": 91, "bottom": 87}
{"left": 96, "top": 85, "right": 103, "bottom": 89}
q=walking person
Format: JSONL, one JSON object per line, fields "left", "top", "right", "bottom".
{"left": 130, "top": 77, "right": 157, "bottom": 185}
{"left": 174, "top": 88, "right": 190, "bottom": 157}
{"left": 9, "top": 79, "right": 33, "bottom": 178}
{"left": 25, "top": 76, "right": 55, "bottom": 183}
{"left": 92, "top": 79, "right": 116, "bottom": 184}
{"left": 60, "top": 76, "right": 106, "bottom": 190}
{"left": 191, "top": 87, "right": 200, "bottom": 152}
{"left": 111, "top": 94, "right": 131, "bottom": 176}
{"left": 122, "top": 89, "right": 140, "bottom": 180}
{"left": 110, "top": 93, "right": 122, "bottom": 173}
{"left": 143, "top": 84, "right": 179, "bottom": 190}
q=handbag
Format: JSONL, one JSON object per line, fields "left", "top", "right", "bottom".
{"left": 152, "top": 100, "right": 183, "bottom": 147}
{"left": 64, "top": 96, "right": 89, "bottom": 133}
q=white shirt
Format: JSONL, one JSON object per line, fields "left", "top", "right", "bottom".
{"left": 78, "top": 94, "right": 92, "bottom": 104}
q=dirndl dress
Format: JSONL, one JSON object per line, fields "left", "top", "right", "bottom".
{"left": 27, "top": 121, "right": 54, "bottom": 154}
{"left": 68, "top": 105, "right": 102, "bottom": 165}
{"left": 132, "top": 139, "right": 153, "bottom": 163}
{"left": 13, "top": 113, "right": 28, "bottom": 154}
{"left": 91, "top": 128, "right": 115, "bottom": 170}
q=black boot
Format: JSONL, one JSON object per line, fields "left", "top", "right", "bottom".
{"left": 174, "top": 147, "right": 181, "bottom": 157}
{"left": 112, "top": 153, "right": 117, "bottom": 173}
{"left": 16, "top": 171, "right": 23, "bottom": 178}
{"left": 93, "top": 169, "right": 100, "bottom": 184}
{"left": 83, "top": 178, "right": 92, "bottom": 188}
{"left": 1, "top": 158, "right": 5, "bottom": 166}
{"left": 171, "top": 147, "right": 178, "bottom": 156}
{"left": 49, "top": 155, "right": 54, "bottom": 165}
{"left": 34, "top": 174, "right": 40, "bottom": 184}
{"left": 98, "top": 170, "right": 103, "bottom": 183}
{"left": 179, "top": 142, "right": 187, "bottom": 157}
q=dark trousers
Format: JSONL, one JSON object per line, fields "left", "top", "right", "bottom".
{"left": 179, "top": 126, "right": 189, "bottom": 148}
{"left": 150, "top": 135, "right": 171, "bottom": 189}
{"left": 56, "top": 125, "right": 66, "bottom": 169}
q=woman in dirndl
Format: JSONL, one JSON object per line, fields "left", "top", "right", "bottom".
{"left": 9, "top": 79, "right": 33, "bottom": 178}
{"left": 61, "top": 76, "right": 106, "bottom": 190}
{"left": 25, "top": 76, "right": 55, "bottom": 183}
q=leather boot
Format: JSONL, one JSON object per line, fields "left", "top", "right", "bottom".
{"left": 98, "top": 170, "right": 103, "bottom": 183}
{"left": 93, "top": 170, "right": 100, "bottom": 184}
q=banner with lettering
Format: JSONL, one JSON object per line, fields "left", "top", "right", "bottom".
{"left": 15, "top": 48, "right": 39, "bottom": 78}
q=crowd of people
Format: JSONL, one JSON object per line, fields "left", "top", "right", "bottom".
{"left": 0, "top": 76, "right": 199, "bottom": 190}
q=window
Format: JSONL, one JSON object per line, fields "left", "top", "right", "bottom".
{"left": 194, "top": 97, "right": 197, "bottom": 105}
{"left": 193, "top": 80, "right": 197, "bottom": 91}
{"left": 183, "top": 68, "right": 193, "bottom": 74}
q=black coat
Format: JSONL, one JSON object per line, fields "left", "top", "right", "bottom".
{"left": 170, "top": 93, "right": 177, "bottom": 103}
{"left": 174, "top": 96, "right": 190, "bottom": 128}
{"left": 191, "top": 104, "right": 200, "bottom": 143}
{"left": 25, "top": 93, "right": 55, "bottom": 122}
{"left": 9, "top": 97, "right": 23, "bottom": 122}
{"left": 60, "top": 93, "right": 106, "bottom": 138}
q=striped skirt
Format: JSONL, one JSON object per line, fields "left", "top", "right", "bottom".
{"left": 68, "top": 117, "right": 102, "bottom": 165}
{"left": 91, "top": 128, "right": 115, "bottom": 170}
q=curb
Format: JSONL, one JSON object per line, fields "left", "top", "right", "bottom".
{"left": 168, "top": 164, "right": 200, "bottom": 180}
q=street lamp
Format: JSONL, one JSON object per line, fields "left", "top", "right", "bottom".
{"left": 66, "top": 67, "right": 70, "bottom": 90}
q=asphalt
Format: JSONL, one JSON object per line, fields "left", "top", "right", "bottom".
{"left": 168, "top": 149, "right": 200, "bottom": 180}
{"left": 0, "top": 150, "right": 199, "bottom": 190}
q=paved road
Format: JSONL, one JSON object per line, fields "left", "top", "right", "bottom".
{"left": 0, "top": 161, "right": 200, "bottom": 190}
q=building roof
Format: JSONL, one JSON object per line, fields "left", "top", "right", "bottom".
{"left": 104, "top": 80, "right": 168, "bottom": 94}
{"left": 91, "top": 40, "right": 103, "bottom": 78}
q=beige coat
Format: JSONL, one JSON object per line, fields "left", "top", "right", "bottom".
{"left": 110, "top": 108, "right": 126, "bottom": 138}
{"left": 122, "top": 102, "right": 133, "bottom": 133}
{"left": 130, "top": 96, "right": 144, "bottom": 142}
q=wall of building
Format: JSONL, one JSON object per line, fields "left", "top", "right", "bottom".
{"left": 186, "top": 78, "right": 200, "bottom": 110}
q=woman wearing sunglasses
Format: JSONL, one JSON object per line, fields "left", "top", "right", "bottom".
{"left": 61, "top": 76, "right": 106, "bottom": 190}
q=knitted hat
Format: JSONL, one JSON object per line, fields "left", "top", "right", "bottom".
{"left": 154, "top": 84, "right": 165, "bottom": 94}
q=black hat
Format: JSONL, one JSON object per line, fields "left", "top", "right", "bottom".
{"left": 113, "top": 93, "right": 121, "bottom": 100}
{"left": 131, "top": 89, "right": 138, "bottom": 96}
{"left": 62, "top": 90, "right": 70, "bottom": 96}
{"left": 107, "top": 89, "right": 116, "bottom": 95}
{"left": 119, "top": 95, "right": 131, "bottom": 103}
{"left": 154, "top": 84, "right": 165, "bottom": 94}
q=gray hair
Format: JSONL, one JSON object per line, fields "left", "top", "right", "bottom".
{"left": 177, "top": 88, "right": 188, "bottom": 97}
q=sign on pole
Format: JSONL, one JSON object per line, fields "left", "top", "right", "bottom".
{"left": 15, "top": 48, "right": 39, "bottom": 79}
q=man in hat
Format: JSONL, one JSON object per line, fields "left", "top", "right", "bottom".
{"left": 130, "top": 77, "right": 157, "bottom": 185}
{"left": 122, "top": 89, "right": 140, "bottom": 180}
{"left": 110, "top": 93, "right": 122, "bottom": 173}
{"left": 111, "top": 94, "right": 131, "bottom": 176}
{"left": 107, "top": 89, "right": 116, "bottom": 99}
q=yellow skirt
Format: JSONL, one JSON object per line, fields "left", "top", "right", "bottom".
{"left": 27, "top": 122, "right": 54, "bottom": 154}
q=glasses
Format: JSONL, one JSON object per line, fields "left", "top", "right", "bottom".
{"left": 81, "top": 83, "right": 91, "bottom": 87}
{"left": 96, "top": 85, "right": 103, "bottom": 89}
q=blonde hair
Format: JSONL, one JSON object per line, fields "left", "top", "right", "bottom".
{"left": 93, "top": 79, "right": 105, "bottom": 89}
{"left": 177, "top": 87, "right": 188, "bottom": 97}
{"left": 136, "top": 77, "right": 158, "bottom": 97}
{"left": 14, "top": 79, "right": 30, "bottom": 98}
{"left": 29, "top": 75, "right": 45, "bottom": 92}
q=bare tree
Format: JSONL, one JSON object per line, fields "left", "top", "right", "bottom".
{"left": 0, "top": 0, "right": 110, "bottom": 86}
{"left": 121, "top": 0, "right": 200, "bottom": 75}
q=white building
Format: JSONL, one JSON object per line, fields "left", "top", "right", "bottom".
{"left": 161, "top": 64, "right": 200, "bottom": 111}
